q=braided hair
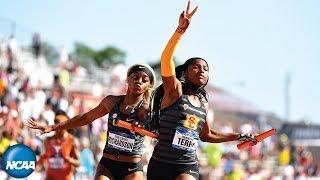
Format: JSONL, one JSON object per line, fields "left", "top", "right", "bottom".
{"left": 148, "top": 57, "right": 209, "bottom": 132}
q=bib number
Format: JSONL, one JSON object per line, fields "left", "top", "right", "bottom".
{"left": 108, "top": 132, "right": 135, "bottom": 152}
{"left": 48, "top": 157, "right": 64, "bottom": 169}
{"left": 172, "top": 127, "right": 198, "bottom": 152}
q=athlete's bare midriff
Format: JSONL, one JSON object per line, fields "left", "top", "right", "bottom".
{"left": 103, "top": 152, "right": 142, "bottom": 163}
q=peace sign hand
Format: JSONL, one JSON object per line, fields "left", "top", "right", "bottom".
{"left": 176, "top": 0, "right": 198, "bottom": 33}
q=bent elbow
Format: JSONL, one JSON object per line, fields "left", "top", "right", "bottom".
{"left": 200, "top": 134, "right": 209, "bottom": 142}
{"left": 200, "top": 133, "right": 221, "bottom": 143}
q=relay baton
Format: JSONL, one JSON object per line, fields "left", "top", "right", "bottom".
{"left": 116, "top": 120, "right": 158, "bottom": 138}
{"left": 237, "top": 128, "right": 276, "bottom": 150}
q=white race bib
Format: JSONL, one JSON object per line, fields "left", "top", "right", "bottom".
{"left": 108, "top": 132, "right": 135, "bottom": 152}
{"left": 172, "top": 127, "right": 198, "bottom": 152}
{"left": 48, "top": 157, "right": 64, "bottom": 169}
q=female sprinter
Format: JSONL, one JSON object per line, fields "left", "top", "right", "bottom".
{"left": 147, "top": 2, "right": 256, "bottom": 180}
{"left": 27, "top": 64, "right": 156, "bottom": 180}
{"left": 36, "top": 110, "right": 80, "bottom": 180}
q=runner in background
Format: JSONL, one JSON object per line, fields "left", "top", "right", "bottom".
{"left": 36, "top": 110, "right": 79, "bottom": 180}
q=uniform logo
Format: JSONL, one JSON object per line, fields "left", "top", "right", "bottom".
{"left": 1, "top": 144, "right": 36, "bottom": 178}
{"left": 112, "top": 113, "right": 118, "bottom": 119}
{"left": 183, "top": 114, "right": 200, "bottom": 130}
{"left": 189, "top": 170, "right": 198, "bottom": 174}
{"left": 128, "top": 167, "right": 138, "bottom": 172}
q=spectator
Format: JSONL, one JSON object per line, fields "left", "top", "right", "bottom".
{"left": 79, "top": 137, "right": 95, "bottom": 178}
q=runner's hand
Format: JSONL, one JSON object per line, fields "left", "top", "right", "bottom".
{"left": 238, "top": 133, "right": 257, "bottom": 144}
{"left": 132, "top": 120, "right": 145, "bottom": 129}
{"left": 177, "top": 0, "right": 198, "bottom": 33}
{"left": 26, "top": 118, "right": 54, "bottom": 134}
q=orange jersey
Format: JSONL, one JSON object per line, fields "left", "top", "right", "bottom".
{"left": 40, "top": 133, "right": 76, "bottom": 180}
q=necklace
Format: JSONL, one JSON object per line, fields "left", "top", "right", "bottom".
{"left": 125, "top": 104, "right": 135, "bottom": 114}
{"left": 122, "top": 96, "right": 144, "bottom": 115}
{"left": 123, "top": 101, "right": 141, "bottom": 115}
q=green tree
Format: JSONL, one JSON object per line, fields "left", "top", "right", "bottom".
{"left": 73, "top": 42, "right": 126, "bottom": 66}
{"left": 74, "top": 42, "right": 95, "bottom": 60}
{"left": 149, "top": 57, "right": 181, "bottom": 84}
{"left": 149, "top": 60, "right": 161, "bottom": 76}
{"left": 40, "top": 42, "right": 59, "bottom": 63}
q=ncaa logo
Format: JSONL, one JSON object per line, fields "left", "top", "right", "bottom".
{"left": 1, "top": 144, "right": 36, "bottom": 178}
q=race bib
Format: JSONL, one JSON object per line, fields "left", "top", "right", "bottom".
{"left": 108, "top": 131, "right": 135, "bottom": 152}
{"left": 48, "top": 157, "right": 64, "bottom": 169}
{"left": 172, "top": 127, "right": 198, "bottom": 152}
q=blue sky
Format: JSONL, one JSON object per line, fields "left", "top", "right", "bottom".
{"left": 1, "top": 0, "right": 319, "bottom": 124}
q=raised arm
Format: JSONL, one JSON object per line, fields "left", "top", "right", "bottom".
{"left": 161, "top": 1, "right": 198, "bottom": 92}
{"left": 27, "top": 95, "right": 118, "bottom": 134}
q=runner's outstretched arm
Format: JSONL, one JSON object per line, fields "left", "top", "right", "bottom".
{"left": 27, "top": 95, "right": 117, "bottom": 134}
{"left": 200, "top": 103, "right": 256, "bottom": 143}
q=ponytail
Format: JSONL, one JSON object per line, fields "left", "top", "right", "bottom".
{"left": 147, "top": 85, "right": 164, "bottom": 133}
{"left": 143, "top": 87, "right": 153, "bottom": 105}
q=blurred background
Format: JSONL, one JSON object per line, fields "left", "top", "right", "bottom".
{"left": 0, "top": 0, "right": 319, "bottom": 179}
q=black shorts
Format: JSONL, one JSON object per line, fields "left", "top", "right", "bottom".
{"left": 99, "top": 157, "right": 143, "bottom": 180}
{"left": 147, "top": 158, "right": 199, "bottom": 180}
